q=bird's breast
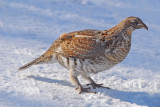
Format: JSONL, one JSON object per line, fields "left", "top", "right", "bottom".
{"left": 104, "top": 35, "right": 131, "bottom": 64}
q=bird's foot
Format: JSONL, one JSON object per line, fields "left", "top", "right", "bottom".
{"left": 75, "top": 85, "right": 96, "bottom": 94}
{"left": 86, "top": 82, "right": 110, "bottom": 89}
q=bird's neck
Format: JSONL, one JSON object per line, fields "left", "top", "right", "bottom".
{"left": 116, "top": 20, "right": 134, "bottom": 36}
{"left": 104, "top": 22, "right": 133, "bottom": 37}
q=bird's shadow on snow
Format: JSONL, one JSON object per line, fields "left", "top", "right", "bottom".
{"left": 27, "top": 75, "right": 160, "bottom": 107}
{"left": 94, "top": 88, "right": 160, "bottom": 107}
{"left": 28, "top": 75, "right": 73, "bottom": 87}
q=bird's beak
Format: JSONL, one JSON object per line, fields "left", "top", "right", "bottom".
{"left": 139, "top": 22, "right": 148, "bottom": 30}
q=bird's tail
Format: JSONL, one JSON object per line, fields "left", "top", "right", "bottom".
{"left": 18, "top": 56, "right": 42, "bottom": 71}
{"left": 18, "top": 52, "right": 52, "bottom": 71}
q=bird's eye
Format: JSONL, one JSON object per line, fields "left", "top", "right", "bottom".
{"left": 135, "top": 21, "right": 138, "bottom": 25}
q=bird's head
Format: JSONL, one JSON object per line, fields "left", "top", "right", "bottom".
{"left": 123, "top": 16, "right": 148, "bottom": 31}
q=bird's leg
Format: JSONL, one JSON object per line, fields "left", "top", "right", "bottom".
{"left": 69, "top": 70, "right": 96, "bottom": 94}
{"left": 84, "top": 76, "right": 110, "bottom": 89}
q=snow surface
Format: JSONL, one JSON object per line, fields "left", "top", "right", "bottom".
{"left": 0, "top": 0, "right": 160, "bottom": 107}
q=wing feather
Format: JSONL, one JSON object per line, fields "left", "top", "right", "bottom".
{"left": 59, "top": 29, "right": 105, "bottom": 58}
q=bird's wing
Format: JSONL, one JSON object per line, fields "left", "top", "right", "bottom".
{"left": 57, "top": 29, "right": 106, "bottom": 59}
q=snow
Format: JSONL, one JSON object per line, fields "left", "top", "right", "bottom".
{"left": 0, "top": 0, "right": 160, "bottom": 107}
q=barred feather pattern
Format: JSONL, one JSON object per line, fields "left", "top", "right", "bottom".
{"left": 51, "top": 29, "right": 131, "bottom": 75}
{"left": 19, "top": 17, "right": 148, "bottom": 93}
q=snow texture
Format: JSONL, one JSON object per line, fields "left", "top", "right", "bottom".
{"left": 0, "top": 0, "right": 160, "bottom": 107}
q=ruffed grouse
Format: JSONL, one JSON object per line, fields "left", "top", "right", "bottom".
{"left": 19, "top": 17, "right": 148, "bottom": 94}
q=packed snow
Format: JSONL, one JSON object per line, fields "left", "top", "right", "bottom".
{"left": 0, "top": 0, "right": 160, "bottom": 107}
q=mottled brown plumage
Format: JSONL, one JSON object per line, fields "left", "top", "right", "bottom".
{"left": 19, "top": 17, "right": 148, "bottom": 94}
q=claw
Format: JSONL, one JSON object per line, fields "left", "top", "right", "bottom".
{"left": 86, "top": 82, "right": 110, "bottom": 89}
{"left": 75, "top": 85, "right": 80, "bottom": 90}
{"left": 76, "top": 85, "right": 96, "bottom": 94}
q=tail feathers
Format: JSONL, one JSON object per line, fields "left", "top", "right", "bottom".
{"left": 18, "top": 57, "right": 43, "bottom": 71}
